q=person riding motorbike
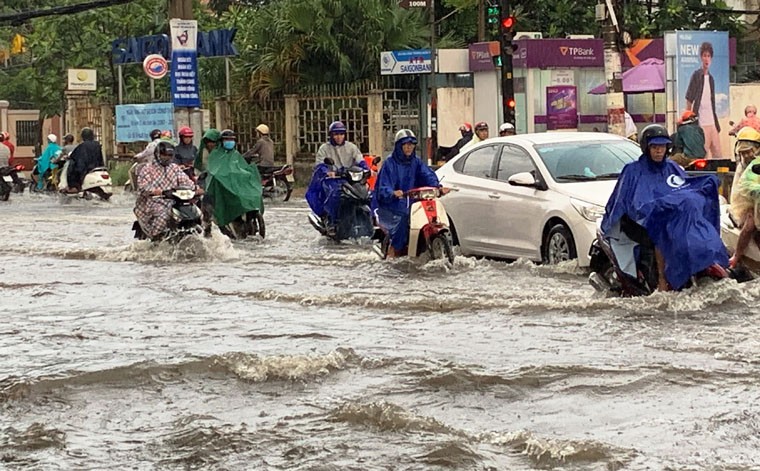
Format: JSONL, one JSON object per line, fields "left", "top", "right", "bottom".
{"left": 442, "top": 123, "right": 473, "bottom": 162}
{"left": 373, "top": 129, "right": 445, "bottom": 258}
{"left": 134, "top": 141, "right": 202, "bottom": 240}
{"left": 194, "top": 128, "right": 220, "bottom": 173}
{"left": 64, "top": 127, "right": 104, "bottom": 193}
{"left": 461, "top": 121, "right": 489, "bottom": 152}
{"left": 243, "top": 124, "right": 276, "bottom": 170}
{"left": 601, "top": 124, "right": 729, "bottom": 292}
{"left": 498, "top": 122, "right": 516, "bottom": 137}
{"left": 670, "top": 110, "right": 706, "bottom": 168}
{"left": 204, "top": 129, "right": 265, "bottom": 234}
{"left": 174, "top": 126, "right": 197, "bottom": 177}
{"left": 32, "top": 134, "right": 61, "bottom": 191}
{"left": 306, "top": 121, "right": 368, "bottom": 223}
{"left": 134, "top": 129, "right": 162, "bottom": 163}
{"left": 727, "top": 127, "right": 760, "bottom": 268}
{"left": 1, "top": 132, "right": 15, "bottom": 166}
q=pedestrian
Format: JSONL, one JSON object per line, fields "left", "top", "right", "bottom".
{"left": 498, "top": 122, "right": 516, "bottom": 137}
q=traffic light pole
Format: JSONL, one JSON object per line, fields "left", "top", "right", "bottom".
{"left": 499, "top": 0, "right": 515, "bottom": 126}
{"left": 599, "top": 0, "right": 625, "bottom": 137}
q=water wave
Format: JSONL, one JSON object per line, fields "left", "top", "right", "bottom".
{"left": 487, "top": 430, "right": 635, "bottom": 469}
{"left": 329, "top": 400, "right": 462, "bottom": 436}
{"left": 0, "top": 348, "right": 363, "bottom": 403}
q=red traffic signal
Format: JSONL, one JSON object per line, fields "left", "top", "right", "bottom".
{"left": 506, "top": 97, "right": 516, "bottom": 108}
{"left": 501, "top": 15, "right": 515, "bottom": 30}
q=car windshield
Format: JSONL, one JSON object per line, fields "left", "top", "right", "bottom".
{"left": 535, "top": 140, "right": 640, "bottom": 182}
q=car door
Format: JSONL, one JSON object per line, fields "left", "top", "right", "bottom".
{"left": 488, "top": 144, "right": 551, "bottom": 260}
{"left": 442, "top": 144, "right": 502, "bottom": 253}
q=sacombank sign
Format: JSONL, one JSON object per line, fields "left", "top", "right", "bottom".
{"left": 111, "top": 28, "right": 238, "bottom": 65}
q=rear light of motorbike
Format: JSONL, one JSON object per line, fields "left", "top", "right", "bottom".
{"left": 14, "top": 164, "right": 24, "bottom": 171}
{"left": 692, "top": 159, "right": 708, "bottom": 170}
{"left": 101, "top": 173, "right": 110, "bottom": 179}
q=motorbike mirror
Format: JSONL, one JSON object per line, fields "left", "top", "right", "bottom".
{"left": 323, "top": 157, "right": 335, "bottom": 166}
{"left": 508, "top": 171, "right": 536, "bottom": 187}
{"left": 372, "top": 156, "right": 382, "bottom": 165}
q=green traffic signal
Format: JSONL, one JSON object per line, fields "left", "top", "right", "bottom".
{"left": 487, "top": 5, "right": 500, "bottom": 24}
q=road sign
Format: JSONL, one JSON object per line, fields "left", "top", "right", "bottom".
{"left": 399, "top": 0, "right": 430, "bottom": 8}
{"left": 380, "top": 49, "right": 432, "bottom": 75}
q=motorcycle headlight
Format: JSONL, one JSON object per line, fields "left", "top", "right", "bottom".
{"left": 571, "top": 198, "right": 605, "bottom": 222}
{"left": 348, "top": 170, "right": 364, "bottom": 182}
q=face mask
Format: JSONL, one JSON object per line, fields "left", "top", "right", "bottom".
{"left": 223, "top": 140, "right": 235, "bottom": 150}
{"left": 158, "top": 154, "right": 172, "bottom": 166}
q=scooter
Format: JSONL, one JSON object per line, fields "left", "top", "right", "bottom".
{"left": 220, "top": 210, "right": 266, "bottom": 240}
{"left": 58, "top": 163, "right": 113, "bottom": 201}
{"left": 0, "top": 164, "right": 26, "bottom": 201}
{"left": 308, "top": 165, "right": 374, "bottom": 242}
{"left": 133, "top": 187, "right": 204, "bottom": 243}
{"left": 588, "top": 225, "right": 750, "bottom": 296}
{"left": 373, "top": 186, "right": 455, "bottom": 265}
{"left": 259, "top": 164, "right": 295, "bottom": 202}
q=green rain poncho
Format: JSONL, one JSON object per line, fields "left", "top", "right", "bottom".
{"left": 194, "top": 128, "right": 221, "bottom": 172}
{"left": 205, "top": 142, "right": 264, "bottom": 227}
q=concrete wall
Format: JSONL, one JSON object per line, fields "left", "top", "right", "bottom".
{"left": 436, "top": 87, "right": 474, "bottom": 149}
{"left": 473, "top": 70, "right": 501, "bottom": 137}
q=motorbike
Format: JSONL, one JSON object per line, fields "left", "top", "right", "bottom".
{"left": 373, "top": 186, "right": 455, "bottom": 265}
{"left": 308, "top": 165, "right": 375, "bottom": 242}
{"left": 58, "top": 160, "right": 113, "bottom": 201}
{"left": 588, "top": 225, "right": 750, "bottom": 297}
{"left": 259, "top": 164, "right": 294, "bottom": 202}
{"left": 133, "top": 187, "right": 204, "bottom": 243}
{"left": 30, "top": 151, "right": 66, "bottom": 193}
{"left": 0, "top": 164, "right": 26, "bottom": 201}
{"left": 220, "top": 210, "right": 266, "bottom": 240}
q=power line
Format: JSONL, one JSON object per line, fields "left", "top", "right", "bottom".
{"left": 0, "top": 0, "right": 138, "bottom": 26}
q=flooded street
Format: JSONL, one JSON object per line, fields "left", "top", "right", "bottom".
{"left": 3, "top": 191, "right": 760, "bottom": 470}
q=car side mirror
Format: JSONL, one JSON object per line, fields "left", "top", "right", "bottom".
{"left": 508, "top": 171, "right": 537, "bottom": 187}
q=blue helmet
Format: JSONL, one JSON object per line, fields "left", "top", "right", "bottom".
{"left": 328, "top": 121, "right": 347, "bottom": 135}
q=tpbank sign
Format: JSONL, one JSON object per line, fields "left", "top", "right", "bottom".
{"left": 380, "top": 49, "right": 432, "bottom": 75}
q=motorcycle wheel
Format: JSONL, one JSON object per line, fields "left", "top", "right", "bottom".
{"left": 249, "top": 211, "right": 266, "bottom": 239}
{"left": 0, "top": 188, "right": 10, "bottom": 201}
{"left": 429, "top": 233, "right": 455, "bottom": 265}
{"left": 276, "top": 176, "right": 293, "bottom": 202}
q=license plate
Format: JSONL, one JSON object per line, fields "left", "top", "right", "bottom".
{"left": 2, "top": 176, "right": 12, "bottom": 183}
{"left": 285, "top": 174, "right": 295, "bottom": 182}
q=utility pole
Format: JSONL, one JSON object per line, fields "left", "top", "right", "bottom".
{"left": 168, "top": 0, "right": 193, "bottom": 20}
{"left": 597, "top": 0, "right": 625, "bottom": 137}
{"left": 477, "top": 0, "right": 485, "bottom": 42}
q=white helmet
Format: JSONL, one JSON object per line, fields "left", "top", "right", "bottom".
{"left": 255, "top": 124, "right": 270, "bottom": 135}
{"left": 499, "top": 123, "right": 515, "bottom": 133}
{"left": 394, "top": 129, "right": 417, "bottom": 145}
{"left": 47, "top": 133, "right": 57, "bottom": 143}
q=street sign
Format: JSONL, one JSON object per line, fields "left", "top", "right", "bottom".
{"left": 380, "top": 49, "right": 432, "bottom": 75}
{"left": 115, "top": 103, "right": 174, "bottom": 142}
{"left": 67, "top": 69, "right": 97, "bottom": 91}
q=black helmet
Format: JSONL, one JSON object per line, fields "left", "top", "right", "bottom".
{"left": 639, "top": 124, "right": 672, "bottom": 154}
{"left": 154, "top": 141, "right": 175, "bottom": 159}
{"left": 149, "top": 129, "right": 162, "bottom": 141}
{"left": 81, "top": 127, "right": 94, "bottom": 141}
{"left": 63, "top": 133, "right": 75, "bottom": 144}
{"left": 220, "top": 129, "right": 236, "bottom": 139}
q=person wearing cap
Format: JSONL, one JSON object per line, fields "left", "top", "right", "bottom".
{"left": 670, "top": 110, "right": 706, "bottom": 167}
{"left": 498, "top": 122, "right": 516, "bottom": 137}
{"left": 243, "top": 123, "right": 276, "bottom": 170}
{"left": 373, "top": 129, "right": 444, "bottom": 258}
{"left": 443, "top": 123, "right": 474, "bottom": 161}
{"left": 32, "top": 134, "right": 61, "bottom": 191}
{"left": 461, "top": 121, "right": 489, "bottom": 152}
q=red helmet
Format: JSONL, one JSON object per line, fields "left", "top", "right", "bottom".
{"left": 459, "top": 122, "right": 472, "bottom": 133}
{"left": 474, "top": 121, "right": 489, "bottom": 131}
{"left": 178, "top": 126, "right": 194, "bottom": 138}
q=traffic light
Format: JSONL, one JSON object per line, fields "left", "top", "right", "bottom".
{"left": 498, "top": 3, "right": 517, "bottom": 125}
{"left": 486, "top": 1, "right": 500, "bottom": 24}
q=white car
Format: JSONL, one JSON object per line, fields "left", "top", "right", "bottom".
{"left": 435, "top": 132, "right": 641, "bottom": 266}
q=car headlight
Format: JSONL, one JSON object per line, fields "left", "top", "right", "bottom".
{"left": 571, "top": 198, "right": 605, "bottom": 222}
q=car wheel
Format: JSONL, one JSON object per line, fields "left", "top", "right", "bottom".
{"left": 542, "top": 223, "right": 577, "bottom": 264}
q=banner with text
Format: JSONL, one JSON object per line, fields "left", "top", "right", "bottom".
{"left": 546, "top": 86, "right": 578, "bottom": 130}
{"left": 170, "top": 18, "right": 201, "bottom": 108}
{"left": 115, "top": 103, "right": 175, "bottom": 142}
